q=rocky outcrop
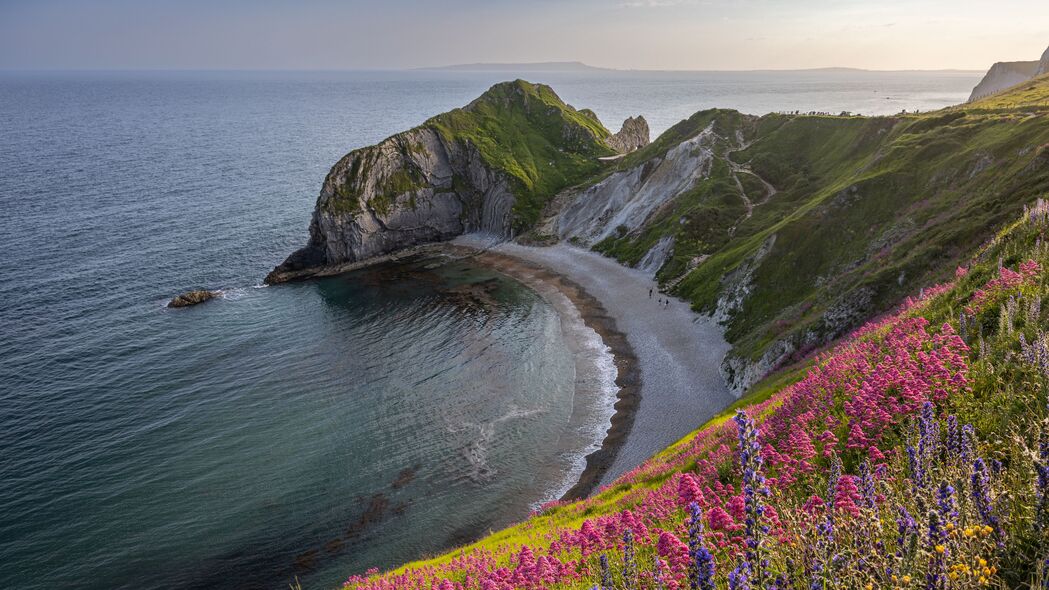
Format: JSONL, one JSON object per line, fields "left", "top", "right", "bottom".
{"left": 266, "top": 127, "right": 517, "bottom": 284}
{"left": 968, "top": 45, "right": 1049, "bottom": 102}
{"left": 267, "top": 80, "right": 614, "bottom": 284}
{"left": 168, "top": 290, "right": 220, "bottom": 308}
{"left": 606, "top": 116, "right": 650, "bottom": 154}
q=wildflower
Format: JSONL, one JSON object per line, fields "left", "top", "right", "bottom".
{"left": 678, "top": 473, "right": 705, "bottom": 508}
{"left": 834, "top": 475, "right": 862, "bottom": 518}
{"left": 734, "top": 410, "right": 770, "bottom": 585}
{"left": 945, "top": 415, "right": 960, "bottom": 458}
{"left": 918, "top": 402, "right": 939, "bottom": 473}
{"left": 623, "top": 529, "right": 637, "bottom": 590}
{"left": 599, "top": 554, "right": 611, "bottom": 590}
{"left": 859, "top": 461, "right": 878, "bottom": 511}
{"left": 907, "top": 445, "right": 924, "bottom": 489}
{"left": 687, "top": 503, "right": 715, "bottom": 590}
{"left": 896, "top": 506, "right": 917, "bottom": 561}
{"left": 728, "top": 564, "right": 750, "bottom": 590}
{"left": 653, "top": 556, "right": 666, "bottom": 590}
{"left": 938, "top": 482, "right": 958, "bottom": 529}
{"left": 657, "top": 530, "right": 690, "bottom": 571}
{"left": 707, "top": 505, "right": 735, "bottom": 531}
{"left": 971, "top": 458, "right": 1000, "bottom": 535}
{"left": 926, "top": 510, "right": 946, "bottom": 590}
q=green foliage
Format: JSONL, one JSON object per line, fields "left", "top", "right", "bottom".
{"left": 426, "top": 80, "right": 615, "bottom": 228}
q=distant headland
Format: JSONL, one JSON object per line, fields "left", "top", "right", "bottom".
{"left": 416, "top": 61, "right": 614, "bottom": 73}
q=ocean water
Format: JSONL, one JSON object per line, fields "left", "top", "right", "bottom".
{"left": 0, "top": 68, "right": 981, "bottom": 590}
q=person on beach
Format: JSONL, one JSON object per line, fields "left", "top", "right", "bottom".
{"left": 649, "top": 288, "right": 653, "bottom": 298}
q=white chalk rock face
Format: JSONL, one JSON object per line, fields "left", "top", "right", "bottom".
{"left": 556, "top": 124, "right": 716, "bottom": 246}
{"left": 968, "top": 45, "right": 1049, "bottom": 102}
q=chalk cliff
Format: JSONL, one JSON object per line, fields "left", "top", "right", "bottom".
{"left": 968, "top": 44, "right": 1049, "bottom": 101}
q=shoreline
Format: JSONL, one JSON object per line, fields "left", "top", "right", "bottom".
{"left": 441, "top": 245, "right": 640, "bottom": 501}
{"left": 266, "top": 234, "right": 734, "bottom": 498}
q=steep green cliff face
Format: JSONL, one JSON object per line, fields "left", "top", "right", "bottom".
{"left": 426, "top": 80, "right": 615, "bottom": 228}
{"left": 581, "top": 75, "right": 1049, "bottom": 391}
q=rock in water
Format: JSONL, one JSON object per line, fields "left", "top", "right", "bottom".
{"left": 167, "top": 289, "right": 220, "bottom": 308}
{"left": 606, "top": 116, "right": 650, "bottom": 154}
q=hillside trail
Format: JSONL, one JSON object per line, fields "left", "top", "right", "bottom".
{"left": 725, "top": 128, "right": 778, "bottom": 236}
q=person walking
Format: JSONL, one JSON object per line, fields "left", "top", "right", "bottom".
{"left": 649, "top": 288, "right": 653, "bottom": 298}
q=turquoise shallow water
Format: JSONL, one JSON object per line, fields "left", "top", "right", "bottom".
{"left": 0, "top": 69, "right": 981, "bottom": 590}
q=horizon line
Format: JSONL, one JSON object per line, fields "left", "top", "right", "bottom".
{"left": 0, "top": 65, "right": 987, "bottom": 74}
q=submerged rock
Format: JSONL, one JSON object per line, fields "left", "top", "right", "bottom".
{"left": 167, "top": 289, "right": 220, "bottom": 308}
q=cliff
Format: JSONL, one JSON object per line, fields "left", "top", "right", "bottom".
{"left": 968, "top": 60, "right": 1040, "bottom": 101}
{"left": 967, "top": 44, "right": 1049, "bottom": 101}
{"left": 267, "top": 80, "right": 649, "bottom": 283}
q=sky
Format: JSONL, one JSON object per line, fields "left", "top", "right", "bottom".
{"left": 1, "top": 0, "right": 1047, "bottom": 71}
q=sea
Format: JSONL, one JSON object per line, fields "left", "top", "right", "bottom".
{"left": 0, "top": 68, "right": 981, "bottom": 590}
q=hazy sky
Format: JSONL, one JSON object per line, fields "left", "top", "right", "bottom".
{"left": 1, "top": 0, "right": 1047, "bottom": 71}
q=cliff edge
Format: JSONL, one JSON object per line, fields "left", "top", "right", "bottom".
{"left": 968, "top": 44, "right": 1049, "bottom": 101}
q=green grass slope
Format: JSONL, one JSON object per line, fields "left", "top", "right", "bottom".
{"left": 595, "top": 76, "right": 1049, "bottom": 385}
{"left": 320, "top": 80, "right": 616, "bottom": 230}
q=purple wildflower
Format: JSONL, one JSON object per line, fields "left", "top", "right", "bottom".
{"left": 734, "top": 410, "right": 769, "bottom": 585}
{"left": 623, "top": 529, "right": 637, "bottom": 590}
{"left": 728, "top": 564, "right": 750, "bottom": 590}
{"left": 600, "top": 553, "right": 611, "bottom": 590}
{"left": 971, "top": 458, "right": 1000, "bottom": 534}
{"left": 937, "top": 482, "right": 958, "bottom": 528}
{"left": 925, "top": 510, "right": 945, "bottom": 590}
{"left": 688, "top": 502, "right": 715, "bottom": 590}
{"left": 653, "top": 556, "right": 665, "bottom": 590}
{"left": 907, "top": 445, "right": 924, "bottom": 489}
{"left": 946, "top": 415, "right": 960, "bottom": 458}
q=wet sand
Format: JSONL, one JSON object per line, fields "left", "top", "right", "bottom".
{"left": 453, "top": 236, "right": 735, "bottom": 489}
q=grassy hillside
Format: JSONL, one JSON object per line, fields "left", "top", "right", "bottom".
{"left": 594, "top": 76, "right": 1049, "bottom": 384}
{"left": 340, "top": 198, "right": 1049, "bottom": 590}
{"left": 428, "top": 80, "right": 616, "bottom": 228}
{"left": 319, "top": 80, "right": 616, "bottom": 230}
